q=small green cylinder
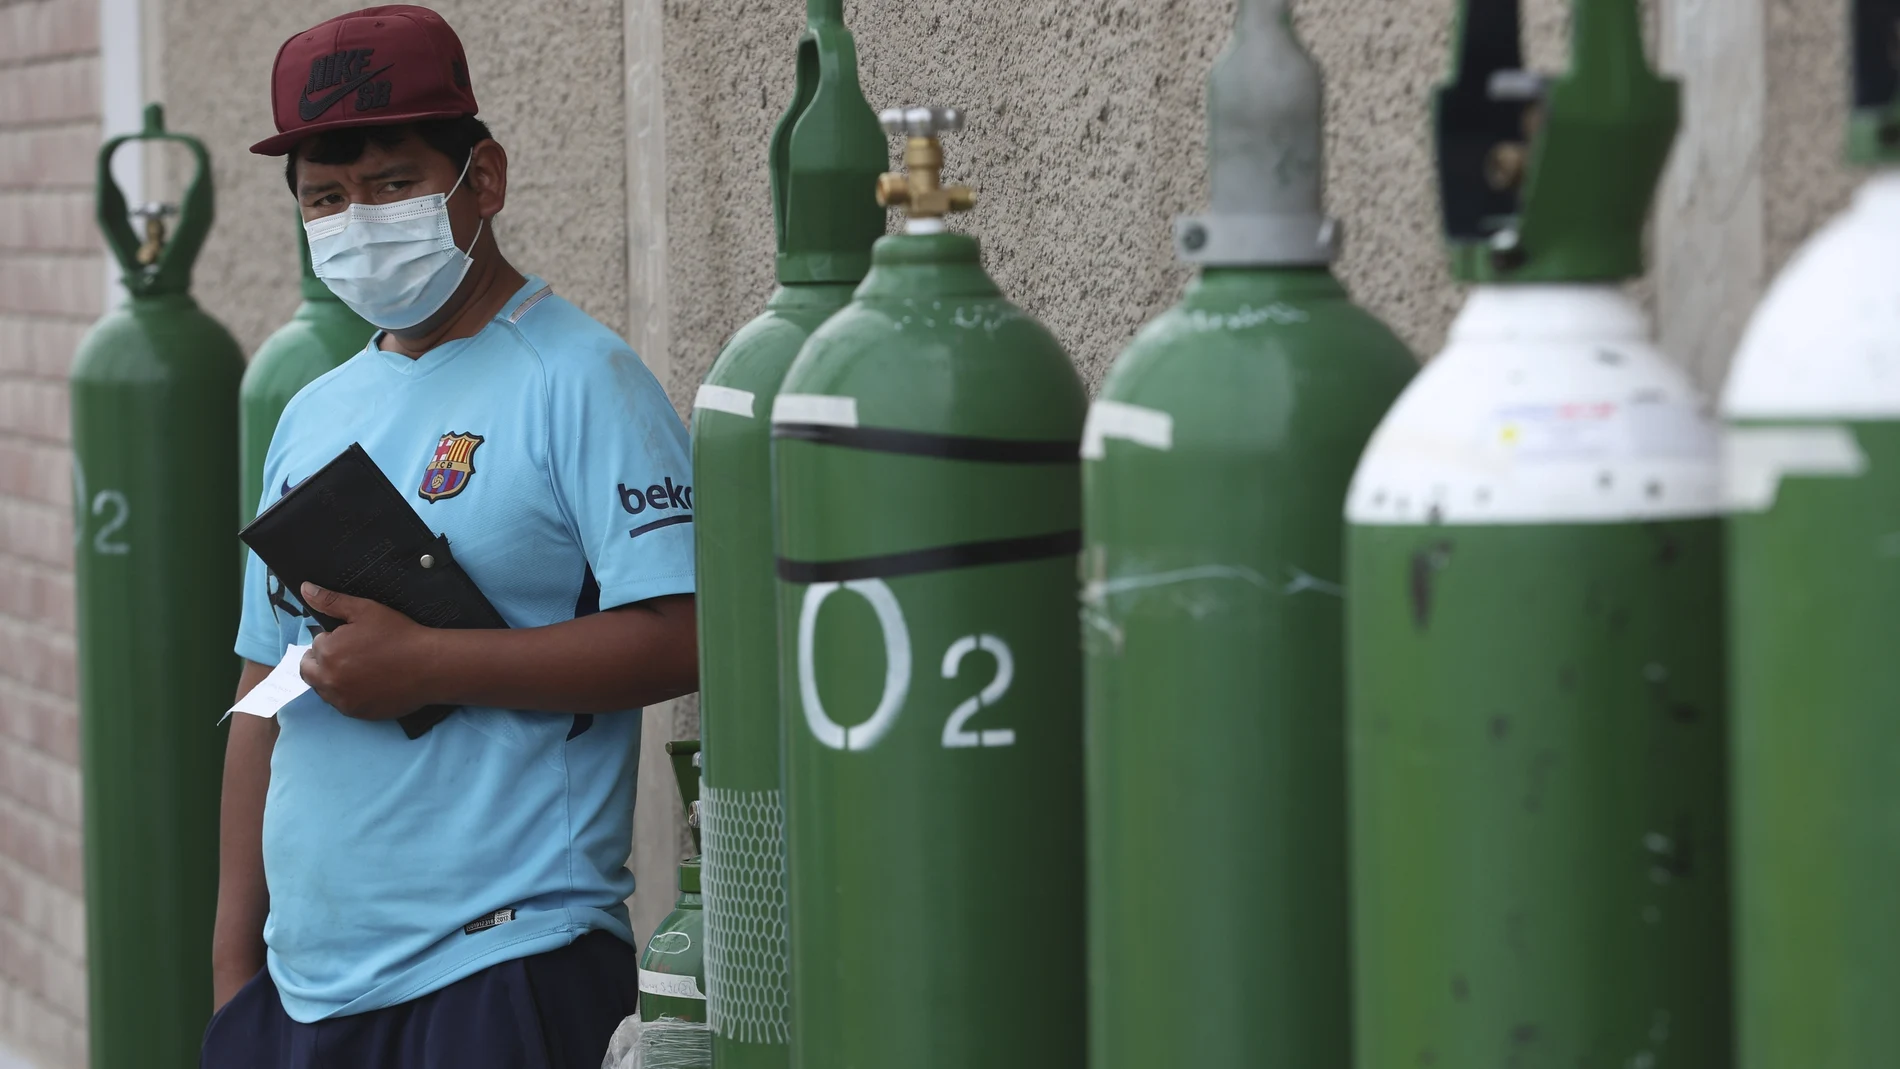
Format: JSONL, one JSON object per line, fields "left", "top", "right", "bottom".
{"left": 773, "top": 231, "right": 1087, "bottom": 1069}
{"left": 641, "top": 860, "right": 709, "bottom": 1024}
{"left": 1084, "top": 267, "right": 1413, "bottom": 1069}
{"left": 239, "top": 223, "right": 369, "bottom": 524}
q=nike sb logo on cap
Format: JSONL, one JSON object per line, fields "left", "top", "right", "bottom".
{"left": 300, "top": 48, "right": 394, "bottom": 121}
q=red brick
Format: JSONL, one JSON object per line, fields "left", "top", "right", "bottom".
{"left": 0, "top": 256, "right": 99, "bottom": 322}
{"left": 0, "top": 856, "right": 84, "bottom": 963}
{"left": 0, "top": 0, "right": 99, "bottom": 65}
{"left": 0, "top": 680, "right": 78, "bottom": 765}
{"left": 0, "top": 57, "right": 98, "bottom": 126}
{"left": 0, "top": 316, "right": 89, "bottom": 378}
{"left": 0, "top": 125, "right": 100, "bottom": 191}
{"left": 1, "top": 981, "right": 86, "bottom": 1068}
{"left": 0, "top": 497, "right": 72, "bottom": 570}
{"left": 0, "top": 796, "right": 81, "bottom": 893}
{"left": 0, "top": 920, "right": 84, "bottom": 1023}
{"left": 0, "top": 618, "right": 74, "bottom": 700}
{"left": 0, "top": 737, "right": 78, "bottom": 829}
{"left": 0, "top": 378, "right": 70, "bottom": 444}
{"left": 0, "top": 440, "right": 70, "bottom": 508}
{"left": 0, "top": 556, "right": 75, "bottom": 634}
{"left": 0, "top": 192, "right": 98, "bottom": 255}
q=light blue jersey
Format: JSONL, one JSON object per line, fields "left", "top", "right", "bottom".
{"left": 235, "top": 277, "right": 694, "bottom": 1022}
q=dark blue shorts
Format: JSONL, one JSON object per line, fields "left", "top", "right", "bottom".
{"left": 201, "top": 931, "right": 640, "bottom": 1069}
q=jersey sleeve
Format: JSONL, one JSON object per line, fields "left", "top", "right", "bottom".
{"left": 545, "top": 343, "right": 696, "bottom": 611}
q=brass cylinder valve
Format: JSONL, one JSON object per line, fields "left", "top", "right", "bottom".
{"left": 131, "top": 202, "right": 177, "bottom": 267}
{"left": 876, "top": 106, "right": 976, "bottom": 229}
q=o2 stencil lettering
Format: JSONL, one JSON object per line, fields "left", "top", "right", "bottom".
{"left": 940, "top": 635, "right": 1014, "bottom": 748}
{"left": 797, "top": 580, "right": 1017, "bottom": 753}
{"left": 71, "top": 459, "right": 131, "bottom": 556}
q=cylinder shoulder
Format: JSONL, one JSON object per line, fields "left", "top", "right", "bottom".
{"left": 1724, "top": 186, "right": 1900, "bottom": 420}
{"left": 244, "top": 317, "right": 365, "bottom": 392}
{"left": 704, "top": 306, "right": 833, "bottom": 398}
{"left": 782, "top": 294, "right": 1086, "bottom": 440}
{"left": 1101, "top": 292, "right": 1415, "bottom": 444}
{"left": 72, "top": 303, "right": 246, "bottom": 385}
{"left": 1349, "top": 323, "right": 1719, "bottom": 527}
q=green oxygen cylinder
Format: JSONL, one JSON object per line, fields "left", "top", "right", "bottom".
{"left": 70, "top": 103, "right": 244, "bottom": 1069}
{"left": 1082, "top": 4, "right": 1414, "bottom": 1067}
{"left": 239, "top": 220, "right": 370, "bottom": 524}
{"left": 772, "top": 108, "right": 1087, "bottom": 1069}
{"left": 642, "top": 740, "right": 709, "bottom": 1025}
{"left": 1723, "top": 3, "right": 1900, "bottom": 1063}
{"left": 1346, "top": 4, "right": 1732, "bottom": 1067}
{"left": 691, "top": 2, "right": 885, "bottom": 1062}
{"left": 641, "top": 860, "right": 709, "bottom": 1024}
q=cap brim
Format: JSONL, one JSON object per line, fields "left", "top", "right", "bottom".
{"left": 250, "top": 108, "right": 474, "bottom": 156}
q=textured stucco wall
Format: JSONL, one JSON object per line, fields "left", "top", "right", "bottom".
{"left": 1763, "top": 0, "right": 1862, "bottom": 276}
{"left": 660, "top": 0, "right": 1608, "bottom": 402}
{"left": 156, "top": 0, "right": 630, "bottom": 354}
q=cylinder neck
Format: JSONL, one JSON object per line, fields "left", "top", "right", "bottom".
{"left": 1190, "top": 265, "right": 1344, "bottom": 301}
{"left": 1436, "top": 0, "right": 1678, "bottom": 284}
{"left": 1176, "top": 0, "right": 1335, "bottom": 266}
{"left": 854, "top": 232, "right": 1000, "bottom": 302}
{"left": 769, "top": 2, "right": 887, "bottom": 284}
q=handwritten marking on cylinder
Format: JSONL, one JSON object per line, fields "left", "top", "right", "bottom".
{"left": 940, "top": 634, "right": 1015, "bottom": 748}
{"left": 694, "top": 383, "right": 756, "bottom": 418}
{"left": 1723, "top": 425, "right": 1867, "bottom": 512}
{"left": 772, "top": 393, "right": 858, "bottom": 428}
{"left": 1080, "top": 400, "right": 1173, "bottom": 459}
{"left": 639, "top": 968, "right": 706, "bottom": 1001}
{"left": 798, "top": 580, "right": 911, "bottom": 751}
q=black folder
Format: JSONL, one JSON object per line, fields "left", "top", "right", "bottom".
{"left": 238, "top": 443, "right": 509, "bottom": 738}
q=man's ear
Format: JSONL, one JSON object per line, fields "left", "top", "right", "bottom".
{"left": 468, "top": 139, "right": 507, "bottom": 219}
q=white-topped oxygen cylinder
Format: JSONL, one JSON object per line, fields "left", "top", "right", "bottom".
{"left": 1723, "top": 2, "right": 1900, "bottom": 1062}
{"left": 1345, "top": 2, "right": 1732, "bottom": 1063}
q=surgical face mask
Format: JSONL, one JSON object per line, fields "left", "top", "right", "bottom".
{"left": 304, "top": 156, "right": 487, "bottom": 331}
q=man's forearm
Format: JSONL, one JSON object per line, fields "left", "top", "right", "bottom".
{"left": 212, "top": 662, "right": 277, "bottom": 1009}
{"left": 418, "top": 594, "right": 698, "bottom": 714}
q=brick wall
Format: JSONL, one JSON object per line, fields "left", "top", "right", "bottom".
{"left": 0, "top": 0, "right": 100, "bottom": 1066}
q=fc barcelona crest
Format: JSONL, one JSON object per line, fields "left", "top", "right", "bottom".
{"left": 418, "top": 432, "right": 484, "bottom": 502}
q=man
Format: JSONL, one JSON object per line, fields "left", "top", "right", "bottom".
{"left": 203, "top": 7, "right": 697, "bottom": 1066}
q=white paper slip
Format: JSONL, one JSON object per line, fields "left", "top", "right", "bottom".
{"left": 224, "top": 643, "right": 313, "bottom": 722}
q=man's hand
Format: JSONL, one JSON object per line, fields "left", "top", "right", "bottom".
{"left": 299, "top": 583, "right": 435, "bottom": 720}
{"left": 296, "top": 584, "right": 696, "bottom": 718}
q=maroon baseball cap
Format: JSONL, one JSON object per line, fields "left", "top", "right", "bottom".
{"left": 251, "top": 5, "right": 478, "bottom": 156}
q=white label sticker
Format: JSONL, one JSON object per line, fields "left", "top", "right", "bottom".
{"left": 772, "top": 394, "right": 858, "bottom": 427}
{"left": 1487, "top": 401, "right": 1618, "bottom": 461}
{"left": 639, "top": 968, "right": 707, "bottom": 1000}
{"left": 1080, "top": 400, "right": 1173, "bottom": 459}
{"left": 694, "top": 384, "right": 756, "bottom": 418}
{"left": 224, "top": 643, "right": 312, "bottom": 722}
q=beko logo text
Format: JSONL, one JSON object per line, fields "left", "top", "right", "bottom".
{"left": 618, "top": 478, "right": 693, "bottom": 514}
